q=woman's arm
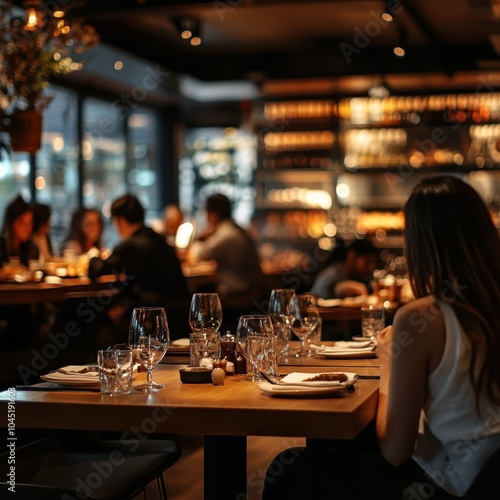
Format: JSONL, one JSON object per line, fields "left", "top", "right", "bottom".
{"left": 376, "top": 297, "right": 444, "bottom": 466}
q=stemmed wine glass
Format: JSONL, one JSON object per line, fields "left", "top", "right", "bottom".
{"left": 267, "top": 288, "right": 296, "bottom": 356}
{"left": 189, "top": 293, "right": 223, "bottom": 334}
{"left": 236, "top": 315, "right": 274, "bottom": 381}
{"left": 128, "top": 307, "right": 170, "bottom": 392}
{"left": 287, "top": 294, "right": 319, "bottom": 359}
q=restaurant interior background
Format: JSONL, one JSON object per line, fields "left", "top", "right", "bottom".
{"left": 3, "top": 0, "right": 500, "bottom": 272}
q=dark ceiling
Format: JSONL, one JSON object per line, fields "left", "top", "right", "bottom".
{"left": 70, "top": 0, "right": 500, "bottom": 79}
{"left": 57, "top": 0, "right": 500, "bottom": 93}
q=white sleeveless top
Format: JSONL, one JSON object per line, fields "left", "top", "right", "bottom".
{"left": 412, "top": 300, "right": 500, "bottom": 496}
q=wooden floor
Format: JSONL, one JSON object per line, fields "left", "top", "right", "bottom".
{"left": 146, "top": 435, "right": 306, "bottom": 500}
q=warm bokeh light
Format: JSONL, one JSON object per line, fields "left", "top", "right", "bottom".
{"left": 35, "top": 176, "right": 45, "bottom": 190}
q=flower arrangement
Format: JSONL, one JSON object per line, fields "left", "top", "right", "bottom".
{"left": 0, "top": 0, "right": 99, "bottom": 112}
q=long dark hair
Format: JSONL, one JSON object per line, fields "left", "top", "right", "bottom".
{"left": 404, "top": 175, "right": 500, "bottom": 404}
{"left": 64, "top": 207, "right": 103, "bottom": 252}
{"left": 1, "top": 194, "right": 35, "bottom": 265}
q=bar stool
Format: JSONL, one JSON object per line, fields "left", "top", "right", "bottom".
{"left": 0, "top": 436, "right": 181, "bottom": 499}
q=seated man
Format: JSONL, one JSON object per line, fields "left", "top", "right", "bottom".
{"left": 187, "top": 193, "right": 269, "bottom": 311}
{"left": 88, "top": 195, "right": 190, "bottom": 339}
{"left": 310, "top": 238, "right": 378, "bottom": 299}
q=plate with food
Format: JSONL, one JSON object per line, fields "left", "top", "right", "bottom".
{"left": 41, "top": 365, "right": 100, "bottom": 389}
{"left": 258, "top": 371, "right": 357, "bottom": 397}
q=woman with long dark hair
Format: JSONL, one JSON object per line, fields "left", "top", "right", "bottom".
{"left": 62, "top": 207, "right": 104, "bottom": 255}
{"left": 263, "top": 175, "right": 500, "bottom": 499}
{"left": 1, "top": 194, "right": 38, "bottom": 266}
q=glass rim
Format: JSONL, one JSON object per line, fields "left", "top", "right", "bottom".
{"left": 238, "top": 314, "right": 271, "bottom": 319}
{"left": 132, "top": 306, "right": 166, "bottom": 311}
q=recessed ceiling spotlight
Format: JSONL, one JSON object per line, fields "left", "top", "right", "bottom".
{"left": 393, "top": 46, "right": 405, "bottom": 57}
{"left": 381, "top": 11, "right": 393, "bottom": 22}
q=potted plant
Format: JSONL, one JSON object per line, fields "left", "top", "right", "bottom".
{"left": 0, "top": 0, "right": 98, "bottom": 153}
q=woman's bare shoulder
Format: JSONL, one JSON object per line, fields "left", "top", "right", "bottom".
{"left": 393, "top": 296, "right": 445, "bottom": 370}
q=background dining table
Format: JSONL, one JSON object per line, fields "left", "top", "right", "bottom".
{"left": 0, "top": 274, "right": 118, "bottom": 305}
{"left": 0, "top": 360, "right": 379, "bottom": 500}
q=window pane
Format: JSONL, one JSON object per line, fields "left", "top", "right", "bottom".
{"left": 35, "top": 85, "right": 79, "bottom": 253}
{"left": 127, "top": 108, "right": 160, "bottom": 215}
{"left": 82, "top": 97, "right": 127, "bottom": 247}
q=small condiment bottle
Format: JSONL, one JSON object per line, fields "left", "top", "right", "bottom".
{"left": 220, "top": 331, "right": 237, "bottom": 374}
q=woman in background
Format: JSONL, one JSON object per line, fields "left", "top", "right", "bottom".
{"left": 32, "top": 203, "right": 53, "bottom": 261}
{"left": 0, "top": 195, "right": 38, "bottom": 348}
{"left": 1, "top": 194, "right": 38, "bottom": 266}
{"left": 63, "top": 207, "right": 104, "bottom": 255}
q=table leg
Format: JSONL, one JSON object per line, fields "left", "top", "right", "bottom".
{"left": 204, "top": 435, "right": 247, "bottom": 500}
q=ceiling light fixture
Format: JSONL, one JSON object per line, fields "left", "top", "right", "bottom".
{"left": 393, "top": 27, "right": 407, "bottom": 58}
{"left": 173, "top": 17, "right": 202, "bottom": 46}
{"left": 381, "top": 11, "right": 393, "bottom": 23}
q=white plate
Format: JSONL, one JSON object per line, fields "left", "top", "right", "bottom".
{"left": 258, "top": 382, "right": 352, "bottom": 397}
{"left": 258, "top": 371, "right": 357, "bottom": 397}
{"left": 315, "top": 349, "right": 376, "bottom": 359}
{"left": 352, "top": 336, "right": 374, "bottom": 342}
{"left": 40, "top": 365, "right": 100, "bottom": 389}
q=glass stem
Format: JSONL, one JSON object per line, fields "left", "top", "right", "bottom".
{"left": 146, "top": 365, "right": 153, "bottom": 386}
{"left": 300, "top": 337, "right": 306, "bottom": 357}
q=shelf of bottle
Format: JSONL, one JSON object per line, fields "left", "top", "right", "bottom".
{"left": 340, "top": 163, "right": 500, "bottom": 173}
{"left": 256, "top": 168, "right": 335, "bottom": 179}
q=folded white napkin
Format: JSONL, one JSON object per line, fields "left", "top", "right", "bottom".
{"left": 170, "top": 338, "right": 190, "bottom": 348}
{"left": 277, "top": 372, "right": 356, "bottom": 387}
{"left": 311, "top": 341, "right": 373, "bottom": 352}
{"left": 56, "top": 365, "right": 99, "bottom": 378}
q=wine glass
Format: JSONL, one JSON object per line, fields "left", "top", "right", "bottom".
{"left": 128, "top": 307, "right": 170, "bottom": 392}
{"left": 287, "top": 294, "right": 319, "bottom": 359}
{"left": 189, "top": 293, "right": 223, "bottom": 361}
{"left": 189, "top": 293, "right": 223, "bottom": 334}
{"left": 267, "top": 288, "right": 296, "bottom": 355}
{"left": 236, "top": 315, "right": 274, "bottom": 381}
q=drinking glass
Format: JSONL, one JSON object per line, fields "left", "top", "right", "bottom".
{"left": 128, "top": 307, "right": 170, "bottom": 392}
{"left": 236, "top": 315, "right": 275, "bottom": 381}
{"left": 287, "top": 294, "right": 319, "bottom": 359}
{"left": 267, "top": 288, "right": 296, "bottom": 355}
{"left": 189, "top": 293, "right": 223, "bottom": 334}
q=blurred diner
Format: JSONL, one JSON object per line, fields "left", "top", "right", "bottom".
{"left": 309, "top": 237, "right": 378, "bottom": 299}
{"left": 162, "top": 203, "right": 185, "bottom": 246}
{"left": 62, "top": 207, "right": 104, "bottom": 256}
{"left": 31, "top": 203, "right": 53, "bottom": 262}
{"left": 0, "top": 195, "right": 38, "bottom": 349}
{"left": 1, "top": 194, "right": 38, "bottom": 266}
{"left": 186, "top": 193, "right": 269, "bottom": 327}
{"left": 88, "top": 194, "right": 190, "bottom": 341}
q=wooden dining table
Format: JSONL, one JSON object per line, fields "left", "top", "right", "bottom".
{"left": 0, "top": 360, "right": 379, "bottom": 500}
{"left": 0, "top": 275, "right": 119, "bottom": 305}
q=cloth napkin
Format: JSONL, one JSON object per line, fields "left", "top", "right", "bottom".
{"left": 311, "top": 341, "right": 373, "bottom": 351}
{"left": 275, "top": 371, "right": 356, "bottom": 387}
{"left": 41, "top": 366, "right": 100, "bottom": 385}
{"left": 310, "top": 342, "right": 375, "bottom": 357}
{"left": 56, "top": 365, "right": 99, "bottom": 378}
{"left": 170, "top": 338, "right": 190, "bottom": 348}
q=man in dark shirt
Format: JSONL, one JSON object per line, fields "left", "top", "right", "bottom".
{"left": 88, "top": 194, "right": 190, "bottom": 312}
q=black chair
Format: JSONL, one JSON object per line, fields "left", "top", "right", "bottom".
{"left": 0, "top": 436, "right": 181, "bottom": 499}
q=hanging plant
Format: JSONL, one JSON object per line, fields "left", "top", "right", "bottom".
{"left": 0, "top": 0, "right": 99, "bottom": 152}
